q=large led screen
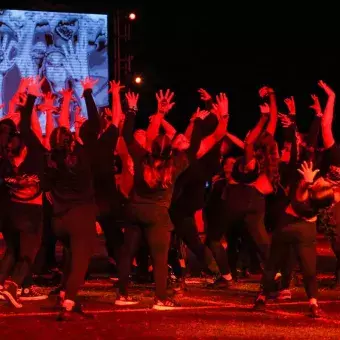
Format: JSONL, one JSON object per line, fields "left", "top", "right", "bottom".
{"left": 0, "top": 9, "right": 108, "bottom": 131}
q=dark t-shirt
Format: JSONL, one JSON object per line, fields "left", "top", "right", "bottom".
{"left": 171, "top": 142, "right": 222, "bottom": 214}
{"left": 129, "top": 141, "right": 189, "bottom": 208}
{"left": 46, "top": 143, "right": 94, "bottom": 214}
{"left": 3, "top": 95, "right": 45, "bottom": 203}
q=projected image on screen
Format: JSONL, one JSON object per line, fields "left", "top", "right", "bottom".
{"left": 0, "top": 9, "right": 108, "bottom": 131}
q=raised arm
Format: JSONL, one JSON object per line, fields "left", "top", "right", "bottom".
{"left": 58, "top": 89, "right": 73, "bottom": 129}
{"left": 319, "top": 80, "right": 336, "bottom": 149}
{"left": 196, "top": 93, "right": 229, "bottom": 159}
{"left": 259, "top": 86, "right": 277, "bottom": 136}
{"left": 243, "top": 103, "right": 269, "bottom": 167}
{"left": 146, "top": 89, "right": 175, "bottom": 149}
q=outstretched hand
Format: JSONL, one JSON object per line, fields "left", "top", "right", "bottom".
{"left": 198, "top": 88, "right": 212, "bottom": 101}
{"left": 259, "top": 103, "right": 270, "bottom": 115}
{"left": 284, "top": 96, "right": 296, "bottom": 115}
{"left": 278, "top": 113, "right": 293, "bottom": 128}
{"left": 125, "top": 91, "right": 139, "bottom": 109}
{"left": 27, "top": 76, "right": 45, "bottom": 97}
{"left": 310, "top": 94, "right": 322, "bottom": 117}
{"left": 80, "top": 77, "right": 99, "bottom": 91}
{"left": 297, "top": 161, "right": 320, "bottom": 183}
{"left": 191, "top": 107, "right": 210, "bottom": 121}
{"left": 108, "top": 80, "right": 125, "bottom": 94}
{"left": 156, "top": 89, "right": 175, "bottom": 115}
{"left": 211, "top": 93, "right": 228, "bottom": 118}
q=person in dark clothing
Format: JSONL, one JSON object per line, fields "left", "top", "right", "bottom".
{"left": 206, "top": 86, "right": 279, "bottom": 288}
{"left": 0, "top": 78, "right": 46, "bottom": 307}
{"left": 117, "top": 89, "right": 228, "bottom": 309}
{"left": 254, "top": 80, "right": 340, "bottom": 318}
{"left": 45, "top": 78, "right": 120, "bottom": 321}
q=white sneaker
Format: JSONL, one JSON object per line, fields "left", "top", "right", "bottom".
{"left": 19, "top": 286, "right": 48, "bottom": 301}
{"left": 276, "top": 289, "right": 292, "bottom": 301}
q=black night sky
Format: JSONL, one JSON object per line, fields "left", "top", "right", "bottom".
{"left": 11, "top": 1, "right": 340, "bottom": 139}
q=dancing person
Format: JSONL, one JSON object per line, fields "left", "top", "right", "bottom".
{"left": 0, "top": 77, "right": 46, "bottom": 307}
{"left": 117, "top": 89, "right": 228, "bottom": 309}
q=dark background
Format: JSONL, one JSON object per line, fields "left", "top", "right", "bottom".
{"left": 7, "top": 1, "right": 340, "bottom": 139}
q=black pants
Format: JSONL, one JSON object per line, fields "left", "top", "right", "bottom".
{"left": 0, "top": 202, "right": 42, "bottom": 287}
{"left": 206, "top": 185, "right": 270, "bottom": 276}
{"left": 169, "top": 207, "right": 218, "bottom": 275}
{"left": 262, "top": 213, "right": 317, "bottom": 299}
{"left": 33, "top": 196, "right": 58, "bottom": 274}
{"left": 53, "top": 203, "right": 96, "bottom": 301}
{"left": 97, "top": 211, "right": 124, "bottom": 265}
{"left": 118, "top": 203, "right": 171, "bottom": 300}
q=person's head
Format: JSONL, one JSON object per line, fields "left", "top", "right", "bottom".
{"left": 222, "top": 156, "right": 236, "bottom": 181}
{"left": 172, "top": 134, "right": 189, "bottom": 151}
{"left": 50, "top": 126, "right": 75, "bottom": 153}
{"left": 134, "top": 129, "right": 146, "bottom": 148}
{"left": 43, "top": 49, "right": 68, "bottom": 85}
{"left": 143, "top": 134, "right": 175, "bottom": 189}
{"left": 254, "top": 131, "right": 280, "bottom": 191}
{"left": 7, "top": 132, "right": 25, "bottom": 158}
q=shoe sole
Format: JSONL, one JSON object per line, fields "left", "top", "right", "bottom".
{"left": 2, "top": 291, "right": 23, "bottom": 308}
{"left": 115, "top": 300, "right": 139, "bottom": 306}
{"left": 152, "top": 305, "right": 179, "bottom": 311}
{"left": 276, "top": 296, "right": 292, "bottom": 301}
{"left": 19, "top": 295, "right": 49, "bottom": 301}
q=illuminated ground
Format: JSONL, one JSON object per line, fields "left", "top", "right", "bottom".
{"left": 1, "top": 235, "right": 340, "bottom": 339}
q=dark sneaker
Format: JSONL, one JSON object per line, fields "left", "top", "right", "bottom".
{"left": 276, "top": 289, "right": 292, "bottom": 301}
{"left": 207, "top": 276, "right": 233, "bottom": 289}
{"left": 115, "top": 295, "right": 139, "bottom": 306}
{"left": 152, "top": 298, "right": 180, "bottom": 310}
{"left": 57, "top": 303, "right": 94, "bottom": 321}
{"left": 253, "top": 295, "right": 266, "bottom": 311}
{"left": 19, "top": 286, "right": 48, "bottom": 301}
{"left": 2, "top": 281, "right": 22, "bottom": 308}
{"left": 309, "top": 304, "right": 322, "bottom": 318}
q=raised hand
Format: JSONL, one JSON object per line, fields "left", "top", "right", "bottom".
{"left": 0, "top": 34, "right": 16, "bottom": 75}
{"left": 198, "top": 88, "right": 212, "bottom": 101}
{"left": 191, "top": 107, "right": 210, "bottom": 121}
{"left": 278, "top": 113, "right": 293, "bottom": 128}
{"left": 310, "top": 94, "right": 322, "bottom": 117}
{"left": 39, "top": 92, "right": 57, "bottom": 113}
{"left": 108, "top": 80, "right": 125, "bottom": 94}
{"left": 125, "top": 91, "right": 139, "bottom": 109}
{"left": 284, "top": 96, "right": 296, "bottom": 115}
{"left": 259, "top": 86, "right": 275, "bottom": 98}
{"left": 318, "top": 80, "right": 335, "bottom": 98}
{"left": 212, "top": 93, "right": 228, "bottom": 118}
{"left": 156, "top": 89, "right": 175, "bottom": 115}
{"left": 297, "top": 161, "right": 320, "bottom": 183}
{"left": 259, "top": 103, "right": 270, "bottom": 115}
{"left": 27, "top": 77, "right": 45, "bottom": 97}
{"left": 74, "top": 106, "right": 87, "bottom": 129}
{"left": 59, "top": 89, "right": 73, "bottom": 100}
{"left": 80, "top": 77, "right": 99, "bottom": 91}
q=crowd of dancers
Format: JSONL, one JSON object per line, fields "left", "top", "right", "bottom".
{"left": 0, "top": 76, "right": 339, "bottom": 320}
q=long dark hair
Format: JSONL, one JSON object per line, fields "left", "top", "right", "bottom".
{"left": 254, "top": 131, "right": 280, "bottom": 191}
{"left": 143, "top": 134, "right": 175, "bottom": 189}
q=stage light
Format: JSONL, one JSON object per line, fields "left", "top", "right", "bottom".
{"left": 134, "top": 76, "right": 142, "bottom": 84}
{"left": 129, "top": 13, "right": 136, "bottom": 21}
